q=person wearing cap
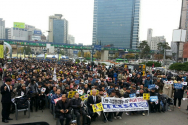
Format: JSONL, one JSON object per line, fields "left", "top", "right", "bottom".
{"left": 144, "top": 75, "right": 152, "bottom": 88}
{"left": 18, "top": 84, "right": 30, "bottom": 98}
{"left": 130, "top": 85, "right": 136, "bottom": 94}
{"left": 63, "top": 85, "right": 70, "bottom": 95}
{"left": 1, "top": 78, "right": 13, "bottom": 123}
{"left": 107, "top": 83, "right": 115, "bottom": 95}
{"left": 155, "top": 78, "right": 164, "bottom": 93}
{"left": 149, "top": 88, "right": 160, "bottom": 113}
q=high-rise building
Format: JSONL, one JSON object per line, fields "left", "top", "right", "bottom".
{"left": 150, "top": 36, "right": 166, "bottom": 50}
{"left": 92, "top": 0, "right": 140, "bottom": 48}
{"left": 68, "top": 35, "right": 75, "bottom": 44}
{"left": 0, "top": 18, "right": 5, "bottom": 39}
{"left": 147, "top": 28, "right": 153, "bottom": 47}
{"left": 5, "top": 28, "right": 11, "bottom": 39}
{"left": 48, "top": 14, "right": 68, "bottom": 43}
{"left": 11, "top": 27, "right": 29, "bottom": 40}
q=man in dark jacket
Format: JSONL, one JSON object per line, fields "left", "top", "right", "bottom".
{"left": 56, "top": 94, "right": 72, "bottom": 125}
{"left": 87, "top": 89, "right": 100, "bottom": 121}
{"left": 1, "top": 78, "right": 13, "bottom": 123}
{"left": 149, "top": 88, "right": 160, "bottom": 113}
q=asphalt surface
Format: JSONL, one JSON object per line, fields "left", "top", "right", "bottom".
{"left": 0, "top": 80, "right": 188, "bottom": 125}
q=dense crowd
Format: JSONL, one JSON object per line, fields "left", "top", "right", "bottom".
{"left": 0, "top": 58, "right": 187, "bottom": 125}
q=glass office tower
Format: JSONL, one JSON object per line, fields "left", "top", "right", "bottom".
{"left": 92, "top": 0, "right": 140, "bottom": 49}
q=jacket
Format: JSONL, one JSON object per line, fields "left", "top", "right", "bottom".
{"left": 71, "top": 98, "right": 82, "bottom": 110}
{"left": 155, "top": 81, "right": 164, "bottom": 93}
{"left": 144, "top": 79, "right": 152, "bottom": 87}
{"left": 134, "top": 77, "right": 143, "bottom": 86}
{"left": 55, "top": 99, "right": 72, "bottom": 117}
{"left": 173, "top": 88, "right": 184, "bottom": 99}
{"left": 51, "top": 94, "right": 62, "bottom": 104}
{"left": 107, "top": 88, "right": 114, "bottom": 95}
{"left": 87, "top": 95, "right": 100, "bottom": 109}
{"left": 1, "top": 84, "right": 12, "bottom": 103}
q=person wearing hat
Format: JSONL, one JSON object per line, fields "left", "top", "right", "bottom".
{"left": 18, "top": 84, "right": 30, "bottom": 98}
{"left": 1, "top": 78, "right": 13, "bottom": 123}
{"left": 144, "top": 75, "right": 152, "bottom": 88}
{"left": 154, "top": 78, "right": 164, "bottom": 94}
{"left": 63, "top": 84, "right": 70, "bottom": 95}
{"left": 149, "top": 88, "right": 160, "bottom": 113}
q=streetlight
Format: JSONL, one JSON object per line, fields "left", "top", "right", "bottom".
{"left": 91, "top": 45, "right": 94, "bottom": 71}
{"left": 57, "top": 48, "right": 60, "bottom": 62}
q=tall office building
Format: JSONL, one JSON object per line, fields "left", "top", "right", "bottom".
{"left": 92, "top": 0, "right": 140, "bottom": 48}
{"left": 48, "top": 14, "right": 68, "bottom": 43}
{"left": 5, "top": 28, "right": 11, "bottom": 39}
{"left": 147, "top": 28, "right": 153, "bottom": 47}
{"left": 0, "top": 18, "right": 5, "bottom": 39}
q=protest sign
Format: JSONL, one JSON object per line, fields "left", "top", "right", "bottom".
{"left": 80, "top": 94, "right": 89, "bottom": 101}
{"left": 129, "top": 93, "right": 136, "bottom": 98}
{"left": 90, "top": 90, "right": 99, "bottom": 95}
{"left": 78, "top": 89, "right": 84, "bottom": 95}
{"left": 92, "top": 103, "right": 103, "bottom": 112}
{"left": 68, "top": 91, "right": 77, "bottom": 98}
{"left": 136, "top": 90, "right": 140, "bottom": 94}
{"left": 41, "top": 87, "right": 46, "bottom": 92}
{"left": 143, "top": 93, "right": 150, "bottom": 100}
{"left": 182, "top": 82, "right": 187, "bottom": 85}
{"left": 54, "top": 97, "right": 62, "bottom": 104}
{"left": 150, "top": 96, "right": 158, "bottom": 102}
{"left": 174, "top": 83, "right": 183, "bottom": 89}
{"left": 12, "top": 75, "right": 15, "bottom": 79}
{"left": 129, "top": 74, "right": 132, "bottom": 77}
{"left": 148, "top": 84, "right": 155, "bottom": 89}
{"left": 102, "top": 97, "right": 149, "bottom": 112}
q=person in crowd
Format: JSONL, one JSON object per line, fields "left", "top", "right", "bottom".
{"left": 48, "top": 86, "right": 57, "bottom": 100}
{"left": 149, "top": 88, "right": 160, "bottom": 113}
{"left": 144, "top": 75, "right": 152, "bottom": 88}
{"left": 163, "top": 77, "right": 173, "bottom": 98}
{"left": 155, "top": 78, "right": 164, "bottom": 93}
{"left": 173, "top": 81, "right": 184, "bottom": 109}
{"left": 1, "top": 78, "right": 13, "bottom": 123}
{"left": 56, "top": 94, "right": 72, "bottom": 125}
{"left": 87, "top": 89, "right": 100, "bottom": 122}
{"left": 134, "top": 74, "right": 143, "bottom": 87}
{"left": 51, "top": 89, "right": 62, "bottom": 105}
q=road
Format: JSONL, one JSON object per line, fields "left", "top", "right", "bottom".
{"left": 0, "top": 81, "right": 188, "bottom": 125}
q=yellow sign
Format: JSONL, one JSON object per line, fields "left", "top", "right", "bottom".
{"left": 124, "top": 65, "right": 127, "bottom": 69}
{"left": 12, "top": 75, "right": 15, "bottom": 79}
{"left": 45, "top": 53, "right": 47, "bottom": 59}
{"left": 0, "top": 41, "right": 4, "bottom": 58}
{"left": 80, "top": 94, "right": 89, "bottom": 101}
{"left": 143, "top": 65, "right": 146, "bottom": 69}
{"left": 14, "top": 22, "right": 25, "bottom": 29}
{"left": 90, "top": 90, "right": 99, "bottom": 95}
{"left": 68, "top": 91, "right": 77, "bottom": 98}
{"left": 143, "top": 93, "right": 150, "bottom": 100}
{"left": 142, "top": 71, "right": 146, "bottom": 76}
{"left": 92, "top": 103, "right": 103, "bottom": 112}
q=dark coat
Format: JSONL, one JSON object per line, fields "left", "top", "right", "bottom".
{"left": 173, "top": 88, "right": 184, "bottom": 99}
{"left": 1, "top": 84, "right": 12, "bottom": 103}
{"left": 87, "top": 95, "right": 100, "bottom": 109}
{"left": 55, "top": 99, "right": 72, "bottom": 117}
{"left": 71, "top": 98, "right": 82, "bottom": 111}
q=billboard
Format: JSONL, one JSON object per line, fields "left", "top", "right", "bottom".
{"left": 33, "top": 30, "right": 42, "bottom": 35}
{"left": 32, "top": 36, "right": 41, "bottom": 41}
{"left": 14, "top": 22, "right": 25, "bottom": 29}
{"left": 0, "top": 40, "right": 4, "bottom": 58}
{"left": 172, "top": 29, "right": 186, "bottom": 42}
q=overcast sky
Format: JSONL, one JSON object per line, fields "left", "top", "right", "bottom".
{"left": 0, "top": 0, "right": 182, "bottom": 45}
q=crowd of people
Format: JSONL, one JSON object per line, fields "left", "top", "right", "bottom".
{"left": 0, "top": 58, "right": 187, "bottom": 125}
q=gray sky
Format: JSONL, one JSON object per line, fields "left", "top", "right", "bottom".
{"left": 0, "top": 0, "right": 182, "bottom": 45}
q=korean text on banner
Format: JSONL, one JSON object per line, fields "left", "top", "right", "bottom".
{"left": 143, "top": 93, "right": 150, "bottom": 100}
{"left": 174, "top": 83, "right": 183, "bottom": 89}
{"left": 68, "top": 91, "right": 77, "bottom": 98}
{"left": 92, "top": 103, "right": 103, "bottom": 112}
{"left": 54, "top": 97, "right": 62, "bottom": 104}
{"left": 0, "top": 41, "right": 4, "bottom": 58}
{"left": 102, "top": 97, "right": 149, "bottom": 112}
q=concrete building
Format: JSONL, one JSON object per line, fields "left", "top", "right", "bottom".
{"left": 11, "top": 27, "right": 28, "bottom": 40}
{"left": 5, "top": 28, "right": 11, "bottom": 39}
{"left": 92, "top": 0, "right": 140, "bottom": 49}
{"left": 147, "top": 28, "right": 153, "bottom": 47}
{"left": 0, "top": 18, "right": 5, "bottom": 39}
{"left": 48, "top": 14, "right": 68, "bottom": 43}
{"left": 150, "top": 36, "right": 166, "bottom": 50}
{"left": 67, "top": 35, "right": 75, "bottom": 44}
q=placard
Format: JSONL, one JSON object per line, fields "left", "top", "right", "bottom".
{"left": 174, "top": 83, "right": 183, "bottom": 89}
{"left": 41, "top": 87, "right": 46, "bottom": 92}
{"left": 150, "top": 96, "right": 158, "bottom": 102}
{"left": 148, "top": 84, "right": 155, "bottom": 89}
{"left": 182, "top": 82, "right": 187, "bottom": 85}
{"left": 54, "top": 97, "right": 62, "bottom": 104}
{"left": 80, "top": 94, "right": 89, "bottom": 101}
{"left": 129, "top": 93, "right": 136, "bottom": 98}
{"left": 143, "top": 93, "right": 150, "bottom": 100}
{"left": 68, "top": 91, "right": 77, "bottom": 98}
{"left": 92, "top": 103, "right": 103, "bottom": 112}
{"left": 90, "top": 90, "right": 99, "bottom": 95}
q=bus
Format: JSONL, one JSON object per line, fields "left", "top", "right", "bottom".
{"left": 116, "top": 58, "right": 128, "bottom": 63}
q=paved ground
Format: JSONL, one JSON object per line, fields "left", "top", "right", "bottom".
{"left": 0, "top": 80, "right": 188, "bottom": 125}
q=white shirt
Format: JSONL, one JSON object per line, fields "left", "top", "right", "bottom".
{"left": 5, "top": 83, "right": 10, "bottom": 92}
{"left": 93, "top": 96, "right": 96, "bottom": 103}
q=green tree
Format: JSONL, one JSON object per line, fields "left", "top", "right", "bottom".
{"left": 59, "top": 50, "right": 64, "bottom": 55}
{"left": 157, "top": 42, "right": 171, "bottom": 54}
{"left": 137, "top": 41, "right": 150, "bottom": 59}
{"left": 93, "top": 51, "right": 101, "bottom": 59}
{"left": 146, "top": 61, "right": 161, "bottom": 67}
{"left": 77, "top": 51, "right": 82, "bottom": 57}
{"left": 114, "top": 52, "right": 119, "bottom": 58}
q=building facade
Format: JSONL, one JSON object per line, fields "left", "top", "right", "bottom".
{"left": 92, "top": 0, "right": 140, "bottom": 49}
{"left": 48, "top": 14, "right": 68, "bottom": 43}
{"left": 0, "top": 18, "right": 5, "bottom": 39}
{"left": 171, "top": 41, "right": 184, "bottom": 60}
{"left": 150, "top": 36, "right": 166, "bottom": 50}
{"left": 147, "top": 28, "right": 153, "bottom": 47}
{"left": 67, "top": 35, "right": 75, "bottom": 44}
{"left": 11, "top": 27, "right": 28, "bottom": 40}
{"left": 5, "top": 28, "right": 11, "bottom": 39}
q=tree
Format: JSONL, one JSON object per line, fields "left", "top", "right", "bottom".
{"left": 93, "top": 51, "right": 101, "bottom": 59}
{"left": 77, "top": 51, "right": 82, "bottom": 57}
{"left": 59, "top": 50, "right": 64, "bottom": 55}
{"left": 146, "top": 61, "right": 161, "bottom": 67}
{"left": 84, "top": 51, "right": 91, "bottom": 59}
{"left": 137, "top": 41, "right": 150, "bottom": 59}
{"left": 114, "top": 52, "right": 119, "bottom": 58}
{"left": 17, "top": 47, "right": 24, "bottom": 54}
{"left": 157, "top": 42, "right": 171, "bottom": 54}
{"left": 154, "top": 54, "right": 163, "bottom": 60}
{"left": 125, "top": 53, "right": 135, "bottom": 59}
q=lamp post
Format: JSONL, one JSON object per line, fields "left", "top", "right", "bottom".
{"left": 57, "top": 48, "right": 60, "bottom": 62}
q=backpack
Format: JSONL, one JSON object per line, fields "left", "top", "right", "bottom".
{"left": 15, "top": 96, "right": 28, "bottom": 109}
